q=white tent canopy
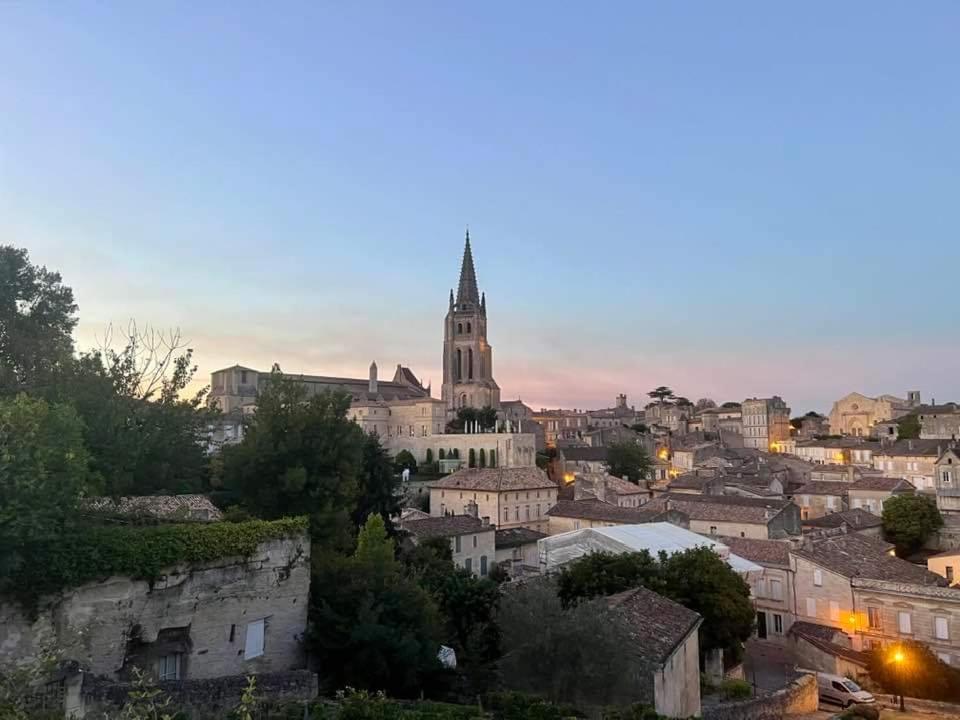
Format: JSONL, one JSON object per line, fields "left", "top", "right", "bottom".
{"left": 537, "top": 522, "right": 763, "bottom": 577}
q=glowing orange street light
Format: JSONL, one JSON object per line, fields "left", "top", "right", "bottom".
{"left": 891, "top": 649, "right": 906, "bottom": 711}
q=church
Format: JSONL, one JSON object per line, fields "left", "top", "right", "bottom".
{"left": 208, "top": 230, "right": 503, "bottom": 444}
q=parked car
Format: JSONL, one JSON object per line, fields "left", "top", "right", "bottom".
{"left": 817, "top": 672, "right": 875, "bottom": 707}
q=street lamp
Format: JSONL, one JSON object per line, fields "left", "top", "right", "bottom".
{"left": 892, "top": 649, "right": 906, "bottom": 712}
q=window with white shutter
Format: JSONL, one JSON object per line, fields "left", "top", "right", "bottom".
{"left": 814, "top": 569, "right": 823, "bottom": 586}
{"left": 936, "top": 616, "right": 950, "bottom": 640}
{"left": 898, "top": 611, "right": 912, "bottom": 635}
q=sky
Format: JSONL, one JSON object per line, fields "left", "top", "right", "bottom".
{"left": 2, "top": 3, "right": 959, "bottom": 414}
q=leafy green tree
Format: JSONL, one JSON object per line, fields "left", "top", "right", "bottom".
{"left": 0, "top": 394, "right": 92, "bottom": 579}
{"left": 867, "top": 640, "right": 960, "bottom": 702}
{"left": 438, "top": 448, "right": 446, "bottom": 460}
{"left": 489, "top": 449, "right": 496, "bottom": 468}
{"left": 720, "top": 401, "right": 741, "bottom": 409}
{"left": 479, "top": 448, "right": 487, "bottom": 468}
{"left": 51, "top": 333, "right": 214, "bottom": 496}
{"left": 448, "top": 406, "right": 498, "bottom": 433}
{"left": 498, "top": 579, "right": 635, "bottom": 707}
{"left": 897, "top": 414, "right": 921, "bottom": 440}
{"left": 646, "top": 386, "right": 674, "bottom": 405}
{"left": 310, "top": 515, "right": 444, "bottom": 696}
{"left": 695, "top": 398, "right": 716, "bottom": 411}
{"left": 469, "top": 448, "right": 477, "bottom": 468}
{"left": 394, "top": 449, "right": 418, "bottom": 475}
{"left": 425, "top": 448, "right": 433, "bottom": 464}
{"left": 222, "top": 371, "right": 364, "bottom": 549}
{"left": 0, "top": 246, "right": 78, "bottom": 395}
{"left": 883, "top": 494, "right": 943, "bottom": 556}
{"left": 354, "top": 431, "right": 401, "bottom": 530}
{"left": 557, "top": 551, "right": 661, "bottom": 608}
{"left": 605, "top": 441, "right": 652, "bottom": 483}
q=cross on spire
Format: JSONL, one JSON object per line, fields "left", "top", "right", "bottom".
{"left": 456, "top": 228, "right": 480, "bottom": 307}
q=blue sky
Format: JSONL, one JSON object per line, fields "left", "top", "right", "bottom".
{"left": 2, "top": 2, "right": 958, "bottom": 413}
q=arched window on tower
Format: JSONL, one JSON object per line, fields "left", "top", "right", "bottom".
{"left": 457, "top": 322, "right": 463, "bottom": 334}
{"left": 467, "top": 322, "right": 472, "bottom": 333}
{"left": 468, "top": 348, "right": 474, "bottom": 379}
{"left": 456, "top": 348, "right": 462, "bottom": 380}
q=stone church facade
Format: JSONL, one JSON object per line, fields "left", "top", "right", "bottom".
{"left": 441, "top": 230, "right": 501, "bottom": 413}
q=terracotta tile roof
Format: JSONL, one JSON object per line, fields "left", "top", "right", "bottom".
{"left": 801, "top": 508, "right": 882, "bottom": 530}
{"left": 545, "top": 499, "right": 665, "bottom": 523}
{"left": 429, "top": 467, "right": 556, "bottom": 492}
{"left": 716, "top": 535, "right": 791, "bottom": 566}
{"left": 796, "top": 481, "right": 850, "bottom": 496}
{"left": 794, "top": 533, "right": 946, "bottom": 585}
{"left": 652, "top": 493, "right": 793, "bottom": 524}
{"left": 83, "top": 495, "right": 223, "bottom": 522}
{"left": 401, "top": 515, "right": 492, "bottom": 539}
{"left": 599, "top": 473, "right": 647, "bottom": 495}
{"left": 608, "top": 587, "right": 701, "bottom": 664}
{"left": 495, "top": 527, "right": 547, "bottom": 549}
{"left": 668, "top": 473, "right": 713, "bottom": 490}
{"left": 849, "top": 476, "right": 916, "bottom": 492}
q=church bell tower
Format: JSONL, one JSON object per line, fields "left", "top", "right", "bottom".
{"left": 442, "top": 230, "right": 500, "bottom": 414}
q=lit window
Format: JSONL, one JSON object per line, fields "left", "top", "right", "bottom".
{"left": 868, "top": 607, "right": 882, "bottom": 630}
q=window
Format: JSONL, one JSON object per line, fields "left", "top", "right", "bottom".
{"left": 503, "top": 508, "right": 509, "bottom": 522}
{"left": 157, "top": 653, "right": 181, "bottom": 681}
{"left": 525, "top": 506, "right": 530, "bottom": 520}
{"left": 806, "top": 598, "right": 817, "bottom": 617}
{"left": 813, "top": 569, "right": 823, "bottom": 586}
{"left": 936, "top": 616, "right": 950, "bottom": 640}
{"left": 244, "top": 619, "right": 265, "bottom": 660}
{"left": 464, "top": 558, "right": 472, "bottom": 573}
{"left": 829, "top": 601, "right": 840, "bottom": 622}
{"left": 898, "top": 611, "right": 912, "bottom": 634}
{"left": 515, "top": 507, "right": 519, "bottom": 521}
{"left": 709, "top": 525, "right": 718, "bottom": 534}
{"left": 773, "top": 614, "right": 783, "bottom": 634}
{"left": 472, "top": 535, "right": 478, "bottom": 548}
{"left": 455, "top": 536, "right": 462, "bottom": 553}
{"left": 868, "top": 606, "right": 882, "bottom": 630}
{"left": 480, "top": 555, "right": 487, "bottom": 575}
{"left": 948, "top": 566, "right": 954, "bottom": 583}
{"left": 240, "top": 370, "right": 248, "bottom": 384}
{"left": 769, "top": 578, "right": 783, "bottom": 601}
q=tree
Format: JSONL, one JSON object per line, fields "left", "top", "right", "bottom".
{"left": 448, "top": 406, "right": 498, "bottom": 433}
{"left": 605, "top": 441, "right": 652, "bottom": 483}
{"left": 673, "top": 397, "right": 692, "bottom": 408}
{"left": 0, "top": 395, "right": 92, "bottom": 581}
{"left": 222, "top": 371, "right": 364, "bottom": 549}
{"left": 867, "top": 640, "right": 960, "bottom": 702}
{"left": 647, "top": 386, "right": 674, "bottom": 405}
{"left": 469, "top": 448, "right": 477, "bottom": 468}
{"left": 695, "top": 398, "right": 717, "bottom": 411}
{"left": 720, "top": 401, "right": 741, "bottom": 409}
{"left": 51, "top": 329, "right": 215, "bottom": 496}
{"left": 0, "top": 246, "right": 78, "bottom": 395}
{"left": 557, "top": 551, "right": 661, "bottom": 608}
{"left": 438, "top": 448, "right": 446, "bottom": 460}
{"left": 897, "top": 414, "right": 921, "bottom": 440}
{"left": 883, "top": 494, "right": 943, "bottom": 556}
{"left": 789, "top": 416, "right": 805, "bottom": 431}
{"left": 489, "top": 449, "right": 497, "bottom": 468}
{"left": 498, "top": 579, "right": 635, "bottom": 707}
{"left": 354, "top": 432, "right": 401, "bottom": 530}
{"left": 425, "top": 448, "right": 433, "bottom": 464}
{"left": 310, "top": 515, "right": 444, "bottom": 696}
{"left": 479, "top": 448, "right": 487, "bottom": 468}
{"left": 629, "top": 422, "right": 649, "bottom": 434}
{"left": 394, "top": 449, "right": 418, "bottom": 475}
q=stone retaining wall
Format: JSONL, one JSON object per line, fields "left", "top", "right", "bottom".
{"left": 703, "top": 673, "right": 817, "bottom": 720}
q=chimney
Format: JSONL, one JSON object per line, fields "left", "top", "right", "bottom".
{"left": 465, "top": 500, "right": 479, "bottom": 518}
{"left": 369, "top": 361, "right": 378, "bottom": 394}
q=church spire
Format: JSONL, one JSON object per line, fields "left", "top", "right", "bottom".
{"left": 456, "top": 228, "right": 480, "bottom": 307}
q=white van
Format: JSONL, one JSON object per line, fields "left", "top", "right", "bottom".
{"left": 817, "top": 672, "right": 875, "bottom": 707}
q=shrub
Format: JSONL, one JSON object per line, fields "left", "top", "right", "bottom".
{"left": 468, "top": 449, "right": 476, "bottom": 468}
{"left": 600, "top": 704, "right": 666, "bottom": 720}
{"left": 439, "top": 449, "right": 446, "bottom": 460}
{"left": 489, "top": 450, "right": 496, "bottom": 468}
{"left": 479, "top": 448, "right": 487, "bottom": 468}
{"left": 394, "top": 450, "right": 418, "bottom": 475}
{"left": 426, "top": 448, "right": 434, "bottom": 464}
{"left": 482, "top": 692, "right": 584, "bottom": 720}
{"left": 719, "top": 679, "right": 751, "bottom": 700}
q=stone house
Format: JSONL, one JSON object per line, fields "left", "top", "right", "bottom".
{"left": 401, "top": 513, "right": 496, "bottom": 576}
{"left": 790, "top": 532, "right": 960, "bottom": 665}
{"left": 573, "top": 473, "right": 650, "bottom": 508}
{"left": 935, "top": 446, "right": 960, "bottom": 514}
{"left": 741, "top": 397, "right": 791, "bottom": 451}
{"left": 609, "top": 588, "right": 702, "bottom": 718}
{"left": 643, "top": 493, "right": 801, "bottom": 540}
{"left": 801, "top": 508, "right": 883, "bottom": 538}
{"left": 494, "top": 527, "right": 546, "bottom": 575}
{"left": 791, "top": 438, "right": 876, "bottom": 468}
{"left": 807, "top": 464, "right": 860, "bottom": 483}
{"left": 428, "top": 467, "right": 558, "bottom": 534}
{"left": 847, "top": 476, "right": 915, "bottom": 516}
{"left": 531, "top": 408, "right": 590, "bottom": 447}
{"left": 719, "top": 536, "right": 795, "bottom": 643}
{"left": 872, "top": 438, "right": 944, "bottom": 493}
{"left": 545, "top": 499, "right": 688, "bottom": 535}
{"left": 0, "top": 527, "right": 313, "bottom": 717}
{"left": 827, "top": 391, "right": 917, "bottom": 438}
{"left": 917, "top": 403, "right": 960, "bottom": 440}
{"left": 558, "top": 446, "right": 608, "bottom": 477}
{"left": 794, "top": 481, "right": 849, "bottom": 520}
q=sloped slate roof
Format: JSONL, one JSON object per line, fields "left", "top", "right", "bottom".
{"left": 716, "top": 535, "right": 791, "bottom": 567}
{"left": 608, "top": 587, "right": 702, "bottom": 665}
{"left": 801, "top": 508, "right": 882, "bottom": 530}
{"left": 495, "top": 527, "right": 547, "bottom": 549}
{"left": 402, "top": 515, "right": 492, "bottom": 538}
{"left": 561, "top": 447, "right": 609, "bottom": 462}
{"left": 849, "top": 476, "right": 915, "bottom": 492}
{"left": 429, "top": 467, "right": 557, "bottom": 492}
{"left": 794, "top": 533, "right": 946, "bottom": 586}
{"left": 649, "top": 493, "right": 792, "bottom": 524}
{"left": 795, "top": 481, "right": 850, "bottom": 496}
{"left": 546, "top": 499, "right": 665, "bottom": 524}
